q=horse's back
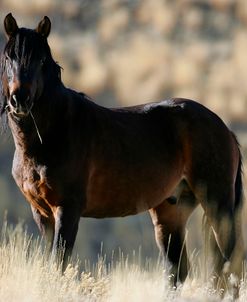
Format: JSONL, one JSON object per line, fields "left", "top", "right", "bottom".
{"left": 83, "top": 98, "right": 238, "bottom": 218}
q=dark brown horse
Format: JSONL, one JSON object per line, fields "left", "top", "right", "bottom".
{"left": 0, "top": 14, "right": 244, "bottom": 285}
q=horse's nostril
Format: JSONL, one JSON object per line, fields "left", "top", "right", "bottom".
{"left": 10, "top": 94, "right": 18, "bottom": 108}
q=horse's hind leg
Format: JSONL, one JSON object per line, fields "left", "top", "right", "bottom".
{"left": 195, "top": 183, "right": 244, "bottom": 284}
{"left": 149, "top": 186, "right": 197, "bottom": 285}
{"left": 203, "top": 216, "right": 226, "bottom": 282}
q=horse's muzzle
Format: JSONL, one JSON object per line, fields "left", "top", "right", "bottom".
{"left": 9, "top": 94, "right": 33, "bottom": 117}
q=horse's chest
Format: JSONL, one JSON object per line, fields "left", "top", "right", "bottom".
{"left": 12, "top": 156, "right": 59, "bottom": 217}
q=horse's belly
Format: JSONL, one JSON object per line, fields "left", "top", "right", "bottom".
{"left": 82, "top": 196, "right": 148, "bottom": 218}
{"left": 82, "top": 195, "right": 159, "bottom": 218}
{"left": 82, "top": 175, "right": 177, "bottom": 218}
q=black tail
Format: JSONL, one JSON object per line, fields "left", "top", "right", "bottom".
{"left": 234, "top": 142, "right": 243, "bottom": 211}
{"left": 232, "top": 139, "right": 245, "bottom": 273}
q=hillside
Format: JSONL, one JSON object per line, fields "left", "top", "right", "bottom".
{"left": 0, "top": 0, "right": 246, "bottom": 265}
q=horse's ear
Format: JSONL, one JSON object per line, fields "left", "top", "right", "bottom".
{"left": 36, "top": 16, "right": 51, "bottom": 38}
{"left": 4, "top": 13, "right": 18, "bottom": 39}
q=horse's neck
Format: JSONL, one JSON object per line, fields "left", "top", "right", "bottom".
{"left": 8, "top": 116, "right": 36, "bottom": 153}
{"left": 8, "top": 91, "right": 53, "bottom": 151}
{"left": 8, "top": 88, "right": 93, "bottom": 153}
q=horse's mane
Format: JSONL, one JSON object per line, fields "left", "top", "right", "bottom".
{"left": 0, "top": 50, "right": 7, "bottom": 117}
{"left": 0, "top": 28, "right": 62, "bottom": 125}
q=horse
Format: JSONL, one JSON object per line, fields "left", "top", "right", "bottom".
{"left": 0, "top": 13, "right": 244, "bottom": 286}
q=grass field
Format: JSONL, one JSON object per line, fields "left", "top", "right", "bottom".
{"left": 1, "top": 222, "right": 247, "bottom": 301}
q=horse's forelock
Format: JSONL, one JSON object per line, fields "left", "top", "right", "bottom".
{"left": 1, "top": 28, "right": 62, "bottom": 97}
{"left": 15, "top": 29, "right": 62, "bottom": 87}
{"left": 4, "top": 29, "right": 44, "bottom": 66}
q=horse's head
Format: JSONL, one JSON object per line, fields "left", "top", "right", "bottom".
{"left": 1, "top": 13, "right": 52, "bottom": 118}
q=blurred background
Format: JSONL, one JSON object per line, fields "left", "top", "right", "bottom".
{"left": 0, "top": 0, "right": 246, "bottom": 264}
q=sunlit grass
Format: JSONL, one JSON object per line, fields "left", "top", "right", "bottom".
{"left": 0, "top": 222, "right": 247, "bottom": 301}
{"left": 0, "top": 222, "right": 108, "bottom": 301}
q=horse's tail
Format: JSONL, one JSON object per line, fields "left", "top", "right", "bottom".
{"left": 231, "top": 135, "right": 245, "bottom": 273}
{"left": 233, "top": 136, "right": 243, "bottom": 211}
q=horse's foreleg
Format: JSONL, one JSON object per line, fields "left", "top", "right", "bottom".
{"left": 31, "top": 205, "right": 54, "bottom": 253}
{"left": 52, "top": 205, "right": 81, "bottom": 271}
{"left": 149, "top": 192, "right": 196, "bottom": 286}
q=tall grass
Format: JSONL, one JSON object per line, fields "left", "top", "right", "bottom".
{"left": 0, "top": 222, "right": 108, "bottom": 301}
{"left": 0, "top": 222, "right": 247, "bottom": 301}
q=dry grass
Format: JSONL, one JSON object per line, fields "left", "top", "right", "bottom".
{"left": 0, "top": 222, "right": 109, "bottom": 302}
{"left": 1, "top": 223, "right": 247, "bottom": 301}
